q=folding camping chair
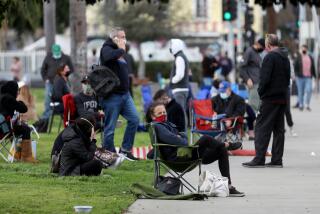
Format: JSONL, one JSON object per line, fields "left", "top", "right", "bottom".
{"left": 0, "top": 114, "right": 15, "bottom": 162}
{"left": 149, "top": 122, "right": 201, "bottom": 193}
{"left": 190, "top": 99, "right": 244, "bottom": 145}
{"left": 48, "top": 100, "right": 63, "bottom": 134}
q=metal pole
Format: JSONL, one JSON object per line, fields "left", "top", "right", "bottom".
{"left": 237, "top": 1, "right": 243, "bottom": 54}
{"left": 311, "top": 6, "right": 320, "bottom": 93}
{"left": 228, "top": 21, "right": 235, "bottom": 83}
{"left": 299, "top": 3, "right": 306, "bottom": 47}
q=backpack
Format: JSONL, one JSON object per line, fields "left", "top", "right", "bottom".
{"left": 88, "top": 64, "right": 120, "bottom": 98}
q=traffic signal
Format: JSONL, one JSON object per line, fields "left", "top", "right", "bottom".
{"left": 244, "top": 6, "right": 254, "bottom": 30}
{"left": 222, "top": 0, "right": 237, "bottom": 21}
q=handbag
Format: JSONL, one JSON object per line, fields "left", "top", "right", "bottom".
{"left": 156, "top": 176, "right": 182, "bottom": 195}
{"left": 199, "top": 170, "right": 229, "bottom": 197}
{"left": 94, "top": 148, "right": 123, "bottom": 169}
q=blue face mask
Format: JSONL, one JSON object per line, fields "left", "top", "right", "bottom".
{"left": 220, "top": 92, "right": 229, "bottom": 99}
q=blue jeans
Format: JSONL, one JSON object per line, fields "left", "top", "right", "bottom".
{"left": 41, "top": 81, "right": 53, "bottom": 119}
{"left": 296, "top": 77, "right": 312, "bottom": 108}
{"left": 102, "top": 92, "right": 139, "bottom": 152}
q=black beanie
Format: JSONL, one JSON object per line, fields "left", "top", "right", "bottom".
{"left": 1, "top": 81, "right": 18, "bottom": 97}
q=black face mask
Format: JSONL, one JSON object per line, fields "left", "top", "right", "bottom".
{"left": 302, "top": 50, "right": 307, "bottom": 54}
{"left": 257, "top": 48, "right": 264, "bottom": 53}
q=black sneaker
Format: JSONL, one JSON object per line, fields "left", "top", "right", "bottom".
{"left": 242, "top": 160, "right": 265, "bottom": 168}
{"left": 227, "top": 142, "right": 242, "bottom": 151}
{"left": 229, "top": 186, "right": 245, "bottom": 197}
{"left": 119, "top": 149, "right": 139, "bottom": 161}
{"left": 265, "top": 162, "right": 283, "bottom": 168}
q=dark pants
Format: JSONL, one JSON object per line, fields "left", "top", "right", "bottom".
{"left": 14, "top": 124, "right": 31, "bottom": 139}
{"left": 285, "top": 89, "right": 293, "bottom": 127}
{"left": 246, "top": 104, "right": 256, "bottom": 130}
{"left": 253, "top": 101, "right": 286, "bottom": 164}
{"left": 192, "top": 135, "right": 231, "bottom": 184}
{"left": 80, "top": 159, "right": 103, "bottom": 176}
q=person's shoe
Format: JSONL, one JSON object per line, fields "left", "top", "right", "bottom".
{"left": 119, "top": 149, "right": 139, "bottom": 161}
{"left": 229, "top": 186, "right": 245, "bottom": 197}
{"left": 242, "top": 160, "right": 265, "bottom": 168}
{"left": 227, "top": 142, "right": 242, "bottom": 151}
{"left": 265, "top": 162, "right": 283, "bottom": 168}
{"left": 289, "top": 127, "right": 298, "bottom": 137}
{"left": 306, "top": 107, "right": 312, "bottom": 112}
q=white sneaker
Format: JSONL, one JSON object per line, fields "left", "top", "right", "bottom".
{"left": 289, "top": 127, "right": 298, "bottom": 137}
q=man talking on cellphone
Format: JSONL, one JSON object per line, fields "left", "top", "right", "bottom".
{"left": 100, "top": 27, "right": 139, "bottom": 161}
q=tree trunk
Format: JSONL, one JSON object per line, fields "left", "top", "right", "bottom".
{"left": 266, "top": 6, "right": 277, "bottom": 34}
{"left": 43, "top": 0, "right": 56, "bottom": 53}
{"left": 137, "top": 43, "right": 145, "bottom": 78}
{"left": 0, "top": 18, "right": 8, "bottom": 50}
{"left": 69, "top": 0, "right": 87, "bottom": 93}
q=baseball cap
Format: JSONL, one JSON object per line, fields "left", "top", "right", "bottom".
{"left": 52, "top": 44, "right": 62, "bottom": 59}
{"left": 218, "top": 81, "right": 231, "bottom": 93}
{"left": 81, "top": 75, "right": 90, "bottom": 83}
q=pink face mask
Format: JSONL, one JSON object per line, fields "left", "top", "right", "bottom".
{"left": 154, "top": 115, "right": 167, "bottom": 123}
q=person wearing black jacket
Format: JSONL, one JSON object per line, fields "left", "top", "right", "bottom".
{"left": 212, "top": 81, "right": 245, "bottom": 118}
{"left": 153, "top": 89, "right": 186, "bottom": 132}
{"left": 100, "top": 27, "right": 139, "bottom": 161}
{"left": 0, "top": 81, "right": 36, "bottom": 162}
{"left": 41, "top": 44, "right": 74, "bottom": 120}
{"left": 74, "top": 75, "right": 103, "bottom": 130}
{"left": 243, "top": 34, "right": 290, "bottom": 168}
{"left": 51, "top": 63, "right": 70, "bottom": 114}
{"left": 146, "top": 102, "right": 244, "bottom": 197}
{"left": 59, "top": 115, "right": 102, "bottom": 176}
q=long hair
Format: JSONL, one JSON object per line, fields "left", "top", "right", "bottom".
{"left": 19, "top": 85, "right": 34, "bottom": 105}
{"left": 56, "top": 62, "right": 67, "bottom": 76}
{"left": 145, "top": 101, "right": 165, "bottom": 123}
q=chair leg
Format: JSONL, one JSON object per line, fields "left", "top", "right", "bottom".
{"left": 198, "top": 160, "right": 201, "bottom": 193}
{"left": 48, "top": 114, "right": 54, "bottom": 134}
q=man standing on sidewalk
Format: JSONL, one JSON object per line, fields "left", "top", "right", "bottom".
{"left": 242, "top": 34, "right": 290, "bottom": 168}
{"left": 100, "top": 27, "right": 139, "bottom": 161}
{"left": 240, "top": 39, "right": 265, "bottom": 112}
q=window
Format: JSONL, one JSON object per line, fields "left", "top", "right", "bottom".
{"left": 196, "top": 0, "right": 207, "bottom": 18}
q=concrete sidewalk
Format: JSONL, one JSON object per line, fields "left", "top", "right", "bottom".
{"left": 127, "top": 95, "right": 320, "bottom": 214}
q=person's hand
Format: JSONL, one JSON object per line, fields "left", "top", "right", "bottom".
{"left": 225, "top": 119, "right": 232, "bottom": 127}
{"left": 247, "top": 78, "right": 253, "bottom": 89}
{"left": 115, "top": 38, "right": 126, "bottom": 50}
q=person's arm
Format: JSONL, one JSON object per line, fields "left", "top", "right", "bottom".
{"left": 101, "top": 45, "right": 125, "bottom": 62}
{"left": 171, "top": 56, "right": 185, "bottom": 84}
{"left": 3, "top": 96, "right": 28, "bottom": 114}
{"left": 240, "top": 49, "right": 251, "bottom": 82}
{"left": 66, "top": 55, "right": 74, "bottom": 75}
{"left": 310, "top": 55, "right": 316, "bottom": 78}
{"left": 41, "top": 56, "right": 48, "bottom": 81}
{"left": 154, "top": 124, "right": 188, "bottom": 146}
{"left": 258, "top": 54, "right": 273, "bottom": 97}
{"left": 229, "top": 97, "right": 246, "bottom": 117}
{"left": 71, "top": 139, "right": 97, "bottom": 162}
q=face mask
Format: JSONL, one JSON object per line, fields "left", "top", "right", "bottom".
{"left": 220, "top": 92, "right": 229, "bottom": 99}
{"left": 154, "top": 115, "right": 167, "bottom": 123}
{"left": 82, "top": 84, "right": 94, "bottom": 95}
{"left": 302, "top": 50, "right": 307, "bottom": 54}
{"left": 257, "top": 48, "right": 264, "bottom": 53}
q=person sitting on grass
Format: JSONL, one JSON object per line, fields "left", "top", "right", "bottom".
{"left": 59, "top": 114, "right": 102, "bottom": 176}
{"left": 146, "top": 102, "right": 244, "bottom": 197}
{"left": 153, "top": 89, "right": 186, "bottom": 133}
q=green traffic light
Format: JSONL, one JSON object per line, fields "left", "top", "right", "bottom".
{"left": 297, "top": 20, "right": 301, "bottom": 27}
{"left": 224, "top": 12, "right": 232, "bottom": 21}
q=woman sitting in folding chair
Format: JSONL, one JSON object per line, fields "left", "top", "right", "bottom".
{"left": 146, "top": 102, "right": 244, "bottom": 197}
{"left": 0, "top": 80, "right": 37, "bottom": 163}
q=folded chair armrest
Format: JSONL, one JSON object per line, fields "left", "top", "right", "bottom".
{"left": 194, "top": 113, "right": 226, "bottom": 121}
{"left": 153, "top": 143, "right": 199, "bottom": 148}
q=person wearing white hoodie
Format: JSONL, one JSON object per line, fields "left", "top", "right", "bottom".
{"left": 169, "top": 39, "right": 189, "bottom": 131}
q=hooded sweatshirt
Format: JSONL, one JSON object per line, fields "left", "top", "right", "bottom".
{"left": 0, "top": 81, "right": 27, "bottom": 118}
{"left": 169, "top": 39, "right": 189, "bottom": 93}
{"left": 100, "top": 38, "right": 128, "bottom": 94}
{"left": 240, "top": 46, "right": 262, "bottom": 84}
{"left": 258, "top": 47, "right": 291, "bottom": 102}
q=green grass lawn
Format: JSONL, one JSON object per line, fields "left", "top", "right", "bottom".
{"left": 0, "top": 87, "right": 154, "bottom": 214}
